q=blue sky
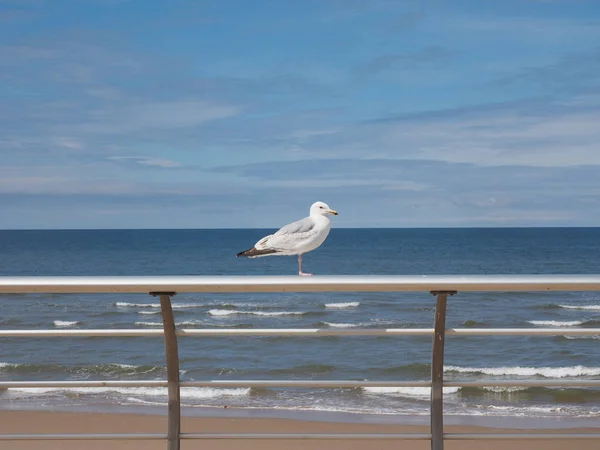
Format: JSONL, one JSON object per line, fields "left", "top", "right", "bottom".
{"left": 1, "top": 0, "right": 600, "bottom": 229}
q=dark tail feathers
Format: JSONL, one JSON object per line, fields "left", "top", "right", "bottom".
{"left": 236, "top": 247, "right": 278, "bottom": 257}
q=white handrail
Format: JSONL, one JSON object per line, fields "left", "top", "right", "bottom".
{"left": 1, "top": 327, "right": 599, "bottom": 338}
{"left": 1, "top": 274, "right": 600, "bottom": 293}
{"left": 3, "top": 379, "right": 600, "bottom": 389}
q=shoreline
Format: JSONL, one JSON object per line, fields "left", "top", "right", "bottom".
{"left": 2, "top": 410, "right": 600, "bottom": 450}
{"left": 3, "top": 402, "right": 600, "bottom": 430}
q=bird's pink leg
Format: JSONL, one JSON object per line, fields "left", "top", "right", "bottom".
{"left": 298, "top": 254, "right": 313, "bottom": 276}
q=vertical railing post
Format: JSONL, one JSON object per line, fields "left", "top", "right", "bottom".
{"left": 151, "top": 292, "right": 180, "bottom": 450}
{"left": 430, "top": 291, "right": 455, "bottom": 450}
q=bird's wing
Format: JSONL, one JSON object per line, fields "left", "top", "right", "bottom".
{"left": 254, "top": 217, "right": 316, "bottom": 250}
{"left": 274, "top": 216, "right": 316, "bottom": 236}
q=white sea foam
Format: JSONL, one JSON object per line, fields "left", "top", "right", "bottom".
{"left": 138, "top": 311, "right": 160, "bottom": 315}
{"left": 559, "top": 305, "right": 600, "bottom": 311}
{"left": 134, "top": 321, "right": 163, "bottom": 327}
{"left": 364, "top": 387, "right": 460, "bottom": 397}
{"left": 482, "top": 386, "right": 528, "bottom": 393}
{"left": 9, "top": 387, "right": 58, "bottom": 395}
{"left": 325, "top": 302, "right": 360, "bottom": 309}
{"left": 135, "top": 320, "right": 208, "bottom": 327}
{"left": 116, "top": 302, "right": 204, "bottom": 309}
{"left": 528, "top": 320, "right": 583, "bottom": 327}
{"left": 323, "top": 322, "right": 356, "bottom": 328}
{"left": 209, "top": 309, "right": 304, "bottom": 317}
{"left": 564, "top": 335, "right": 600, "bottom": 340}
{"left": 176, "top": 320, "right": 206, "bottom": 326}
{"left": 124, "top": 398, "right": 166, "bottom": 406}
{"left": 53, "top": 320, "right": 79, "bottom": 327}
{"left": 219, "top": 302, "right": 261, "bottom": 308}
{"left": 445, "top": 365, "right": 600, "bottom": 378}
{"left": 248, "top": 311, "right": 305, "bottom": 316}
{"left": 209, "top": 309, "right": 237, "bottom": 316}
{"left": 484, "top": 405, "right": 566, "bottom": 416}
{"left": 8, "top": 386, "right": 250, "bottom": 399}
{"left": 117, "top": 302, "right": 163, "bottom": 308}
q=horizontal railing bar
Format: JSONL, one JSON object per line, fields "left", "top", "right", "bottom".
{"left": 177, "top": 328, "right": 434, "bottom": 336}
{"left": 0, "top": 329, "right": 434, "bottom": 338}
{"left": 180, "top": 380, "right": 431, "bottom": 388}
{"left": 447, "top": 328, "right": 600, "bottom": 336}
{"left": 5, "top": 379, "right": 600, "bottom": 390}
{"left": 0, "top": 328, "right": 600, "bottom": 338}
{"left": 445, "top": 433, "right": 600, "bottom": 440}
{"left": 0, "top": 381, "right": 168, "bottom": 388}
{"left": 0, "top": 433, "right": 431, "bottom": 441}
{"left": 0, "top": 330, "right": 165, "bottom": 337}
{"left": 2, "top": 274, "right": 600, "bottom": 294}
{"left": 444, "top": 380, "right": 600, "bottom": 387}
{"left": 2, "top": 328, "right": 600, "bottom": 338}
{"left": 181, "top": 328, "right": 600, "bottom": 336}
{"left": 2, "top": 432, "right": 598, "bottom": 441}
{"left": 0, "top": 380, "right": 431, "bottom": 389}
{"left": 180, "top": 433, "right": 433, "bottom": 440}
{"left": 0, "top": 434, "right": 166, "bottom": 440}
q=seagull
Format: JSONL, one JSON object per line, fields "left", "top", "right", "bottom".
{"left": 236, "top": 201, "right": 338, "bottom": 276}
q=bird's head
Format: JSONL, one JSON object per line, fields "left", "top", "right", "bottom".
{"left": 310, "top": 201, "right": 338, "bottom": 217}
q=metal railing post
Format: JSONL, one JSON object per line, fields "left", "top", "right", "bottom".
{"left": 152, "top": 292, "right": 180, "bottom": 450}
{"left": 430, "top": 291, "right": 455, "bottom": 450}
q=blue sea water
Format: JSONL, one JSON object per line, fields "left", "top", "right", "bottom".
{"left": 1, "top": 228, "right": 600, "bottom": 424}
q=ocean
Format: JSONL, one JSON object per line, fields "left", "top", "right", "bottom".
{"left": 1, "top": 228, "right": 600, "bottom": 426}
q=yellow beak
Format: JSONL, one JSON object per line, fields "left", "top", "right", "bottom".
{"left": 328, "top": 209, "right": 338, "bottom": 215}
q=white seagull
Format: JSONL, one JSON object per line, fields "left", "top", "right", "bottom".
{"left": 237, "top": 201, "right": 338, "bottom": 276}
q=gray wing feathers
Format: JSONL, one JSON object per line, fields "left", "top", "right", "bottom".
{"left": 275, "top": 217, "right": 315, "bottom": 235}
{"left": 254, "top": 217, "right": 317, "bottom": 251}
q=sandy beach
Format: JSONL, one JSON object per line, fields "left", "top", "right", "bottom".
{"left": 1, "top": 410, "right": 599, "bottom": 450}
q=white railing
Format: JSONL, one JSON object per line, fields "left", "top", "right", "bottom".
{"left": 1, "top": 275, "right": 600, "bottom": 450}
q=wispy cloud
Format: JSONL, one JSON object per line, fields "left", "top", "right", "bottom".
{"left": 71, "top": 101, "right": 242, "bottom": 134}
{"left": 288, "top": 95, "right": 600, "bottom": 167}
{"left": 108, "top": 156, "right": 184, "bottom": 168}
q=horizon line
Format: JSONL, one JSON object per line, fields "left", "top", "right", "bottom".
{"left": 1, "top": 226, "right": 599, "bottom": 232}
